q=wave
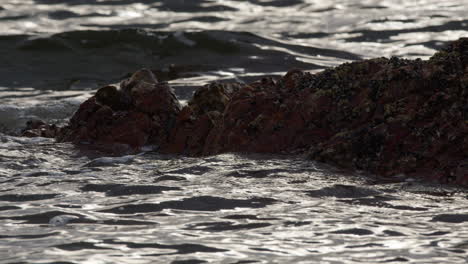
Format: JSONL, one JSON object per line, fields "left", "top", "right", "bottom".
{"left": 1, "top": 29, "right": 361, "bottom": 90}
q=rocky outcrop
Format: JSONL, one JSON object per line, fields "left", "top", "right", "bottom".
{"left": 55, "top": 69, "right": 181, "bottom": 152}
{"left": 164, "top": 82, "right": 243, "bottom": 155}
{"left": 24, "top": 38, "right": 468, "bottom": 185}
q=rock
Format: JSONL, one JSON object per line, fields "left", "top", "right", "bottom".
{"left": 95, "top": 85, "right": 130, "bottom": 111}
{"left": 201, "top": 39, "right": 467, "bottom": 185}
{"left": 56, "top": 68, "right": 180, "bottom": 152}
{"left": 25, "top": 38, "right": 468, "bottom": 186}
{"left": 21, "top": 119, "right": 61, "bottom": 138}
{"left": 162, "top": 82, "right": 242, "bottom": 155}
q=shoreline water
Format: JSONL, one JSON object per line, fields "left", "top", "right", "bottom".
{"left": 1, "top": 1, "right": 467, "bottom": 263}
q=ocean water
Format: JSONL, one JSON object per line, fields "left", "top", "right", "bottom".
{"left": 0, "top": 0, "right": 467, "bottom": 263}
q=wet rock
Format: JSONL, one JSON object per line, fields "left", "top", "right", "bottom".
{"left": 21, "top": 119, "right": 61, "bottom": 138}
{"left": 203, "top": 38, "right": 467, "bottom": 185}
{"left": 162, "top": 82, "right": 242, "bottom": 155}
{"left": 29, "top": 38, "right": 468, "bottom": 186}
{"left": 303, "top": 39, "right": 468, "bottom": 186}
{"left": 56, "top": 68, "right": 180, "bottom": 152}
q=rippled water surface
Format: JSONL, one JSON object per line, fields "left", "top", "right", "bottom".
{"left": 0, "top": 0, "right": 468, "bottom": 263}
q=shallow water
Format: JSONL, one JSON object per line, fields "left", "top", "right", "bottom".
{"left": 0, "top": 0, "right": 468, "bottom": 263}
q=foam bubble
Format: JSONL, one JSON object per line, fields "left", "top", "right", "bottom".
{"left": 0, "top": 93, "right": 88, "bottom": 134}
{"left": 49, "top": 215, "right": 79, "bottom": 227}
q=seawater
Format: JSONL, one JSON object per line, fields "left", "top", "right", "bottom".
{"left": 0, "top": 1, "right": 467, "bottom": 263}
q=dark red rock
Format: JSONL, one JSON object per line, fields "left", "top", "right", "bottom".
{"left": 56, "top": 69, "right": 180, "bottom": 152}
{"left": 201, "top": 39, "right": 468, "bottom": 185}
{"left": 23, "top": 38, "right": 468, "bottom": 186}
{"left": 163, "top": 82, "right": 242, "bottom": 155}
{"left": 21, "top": 119, "right": 60, "bottom": 138}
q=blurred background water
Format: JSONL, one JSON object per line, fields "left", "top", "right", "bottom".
{"left": 0, "top": 1, "right": 467, "bottom": 263}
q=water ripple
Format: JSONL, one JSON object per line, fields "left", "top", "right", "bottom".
{"left": 1, "top": 0, "right": 468, "bottom": 263}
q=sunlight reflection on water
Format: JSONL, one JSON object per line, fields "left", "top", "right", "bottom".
{"left": 0, "top": 0, "right": 467, "bottom": 263}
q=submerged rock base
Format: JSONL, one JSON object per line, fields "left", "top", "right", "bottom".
{"left": 24, "top": 38, "right": 468, "bottom": 186}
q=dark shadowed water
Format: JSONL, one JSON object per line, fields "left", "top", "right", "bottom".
{"left": 0, "top": 1, "right": 467, "bottom": 263}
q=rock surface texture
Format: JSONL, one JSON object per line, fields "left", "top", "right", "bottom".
{"left": 26, "top": 38, "right": 468, "bottom": 186}
{"left": 56, "top": 69, "right": 181, "bottom": 152}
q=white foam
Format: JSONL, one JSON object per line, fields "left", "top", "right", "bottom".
{"left": 49, "top": 215, "right": 80, "bottom": 227}
{"left": 0, "top": 134, "right": 54, "bottom": 145}
{"left": 173, "top": 31, "right": 196, "bottom": 47}
{"left": 83, "top": 153, "right": 145, "bottom": 167}
{"left": 0, "top": 91, "right": 89, "bottom": 134}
